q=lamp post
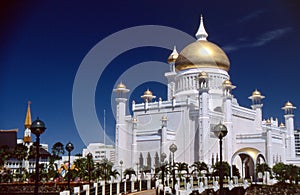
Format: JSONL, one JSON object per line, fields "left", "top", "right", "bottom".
{"left": 30, "top": 117, "right": 46, "bottom": 195}
{"left": 169, "top": 143, "right": 177, "bottom": 194}
{"left": 120, "top": 160, "right": 123, "bottom": 181}
{"left": 213, "top": 123, "right": 228, "bottom": 195}
{"left": 87, "top": 152, "right": 93, "bottom": 185}
{"left": 65, "top": 142, "right": 74, "bottom": 190}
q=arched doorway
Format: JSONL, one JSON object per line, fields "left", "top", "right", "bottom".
{"left": 231, "top": 148, "right": 265, "bottom": 181}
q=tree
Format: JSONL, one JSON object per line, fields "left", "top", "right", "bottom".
{"left": 13, "top": 143, "right": 28, "bottom": 181}
{"left": 191, "top": 161, "right": 208, "bottom": 177}
{"left": 256, "top": 163, "right": 271, "bottom": 178}
{"left": 48, "top": 142, "right": 65, "bottom": 178}
{"left": 232, "top": 165, "right": 240, "bottom": 178}
{"left": 51, "top": 142, "right": 64, "bottom": 160}
{"left": 212, "top": 161, "right": 230, "bottom": 177}
{"left": 175, "top": 162, "right": 189, "bottom": 179}
{"left": 123, "top": 167, "right": 135, "bottom": 180}
{"left": 286, "top": 164, "right": 299, "bottom": 184}
{"left": 94, "top": 158, "right": 117, "bottom": 181}
{"left": 272, "top": 162, "right": 288, "bottom": 182}
{"left": 0, "top": 145, "right": 11, "bottom": 166}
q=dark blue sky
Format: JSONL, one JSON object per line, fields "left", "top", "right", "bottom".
{"left": 1, "top": 0, "right": 300, "bottom": 154}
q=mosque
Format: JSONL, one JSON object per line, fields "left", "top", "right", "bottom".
{"left": 113, "top": 16, "right": 300, "bottom": 179}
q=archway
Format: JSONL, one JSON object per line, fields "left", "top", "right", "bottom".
{"left": 231, "top": 148, "right": 265, "bottom": 181}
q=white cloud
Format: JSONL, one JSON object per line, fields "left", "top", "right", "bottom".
{"left": 223, "top": 27, "right": 292, "bottom": 52}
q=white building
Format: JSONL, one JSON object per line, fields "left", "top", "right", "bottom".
{"left": 113, "top": 16, "right": 300, "bottom": 179}
{"left": 82, "top": 143, "right": 115, "bottom": 163}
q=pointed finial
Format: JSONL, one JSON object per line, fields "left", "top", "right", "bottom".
{"left": 24, "top": 101, "right": 32, "bottom": 129}
{"left": 167, "top": 46, "right": 179, "bottom": 63}
{"left": 195, "top": 15, "right": 208, "bottom": 41}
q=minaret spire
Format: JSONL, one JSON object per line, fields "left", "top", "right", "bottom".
{"left": 195, "top": 15, "right": 208, "bottom": 41}
{"left": 24, "top": 101, "right": 32, "bottom": 129}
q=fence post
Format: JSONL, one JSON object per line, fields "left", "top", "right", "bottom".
{"left": 131, "top": 180, "right": 134, "bottom": 192}
{"left": 94, "top": 183, "right": 98, "bottom": 195}
{"left": 102, "top": 181, "right": 105, "bottom": 195}
{"left": 83, "top": 184, "right": 90, "bottom": 195}
{"left": 124, "top": 181, "right": 126, "bottom": 193}
{"left": 117, "top": 182, "right": 120, "bottom": 194}
{"left": 110, "top": 182, "right": 112, "bottom": 195}
{"left": 74, "top": 187, "right": 80, "bottom": 195}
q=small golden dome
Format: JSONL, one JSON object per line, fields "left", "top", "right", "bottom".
{"left": 285, "top": 101, "right": 293, "bottom": 107}
{"left": 144, "top": 89, "right": 153, "bottom": 96}
{"left": 116, "top": 82, "right": 126, "bottom": 89}
{"left": 279, "top": 122, "right": 285, "bottom": 128}
{"left": 266, "top": 119, "right": 271, "bottom": 125}
{"left": 198, "top": 71, "right": 208, "bottom": 77}
{"left": 175, "top": 40, "right": 230, "bottom": 72}
{"left": 252, "top": 89, "right": 261, "bottom": 97}
{"left": 223, "top": 80, "right": 232, "bottom": 86}
{"left": 167, "top": 46, "right": 179, "bottom": 63}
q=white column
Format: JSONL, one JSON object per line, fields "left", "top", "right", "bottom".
{"left": 285, "top": 115, "right": 296, "bottom": 158}
{"left": 115, "top": 98, "right": 128, "bottom": 166}
{"left": 266, "top": 124, "right": 272, "bottom": 165}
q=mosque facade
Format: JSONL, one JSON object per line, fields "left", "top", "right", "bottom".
{"left": 113, "top": 17, "right": 299, "bottom": 178}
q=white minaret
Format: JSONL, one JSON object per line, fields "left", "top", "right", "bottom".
{"left": 113, "top": 82, "right": 130, "bottom": 166}
{"left": 282, "top": 101, "right": 296, "bottom": 159}
{"left": 248, "top": 89, "right": 265, "bottom": 131}
{"left": 222, "top": 80, "right": 235, "bottom": 163}
{"left": 131, "top": 117, "right": 137, "bottom": 166}
{"left": 197, "top": 71, "right": 209, "bottom": 162}
{"left": 165, "top": 46, "right": 178, "bottom": 101}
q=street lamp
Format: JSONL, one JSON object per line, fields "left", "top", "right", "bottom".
{"left": 30, "top": 117, "right": 46, "bottom": 195}
{"left": 169, "top": 143, "right": 177, "bottom": 194}
{"left": 87, "top": 152, "right": 93, "bottom": 185}
{"left": 65, "top": 142, "right": 74, "bottom": 190}
{"left": 213, "top": 123, "right": 228, "bottom": 195}
{"left": 120, "top": 160, "right": 123, "bottom": 181}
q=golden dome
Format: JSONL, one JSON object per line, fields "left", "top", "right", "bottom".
{"left": 285, "top": 101, "right": 293, "bottom": 107}
{"left": 198, "top": 71, "right": 208, "bottom": 78}
{"left": 175, "top": 40, "right": 230, "bottom": 72}
{"left": 266, "top": 119, "right": 271, "bottom": 125}
{"left": 252, "top": 89, "right": 261, "bottom": 97}
{"left": 279, "top": 122, "right": 285, "bottom": 128}
{"left": 167, "top": 46, "right": 179, "bottom": 63}
{"left": 116, "top": 82, "right": 126, "bottom": 89}
{"left": 144, "top": 89, "right": 153, "bottom": 96}
{"left": 223, "top": 80, "right": 232, "bottom": 86}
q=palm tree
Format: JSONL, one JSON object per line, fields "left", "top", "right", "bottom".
{"left": 191, "top": 161, "right": 208, "bottom": 177}
{"left": 123, "top": 167, "right": 136, "bottom": 181}
{"left": 256, "top": 163, "right": 271, "bottom": 180}
{"left": 175, "top": 162, "right": 189, "bottom": 179}
{"left": 94, "top": 158, "right": 117, "bottom": 181}
{"left": 212, "top": 161, "right": 230, "bottom": 177}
